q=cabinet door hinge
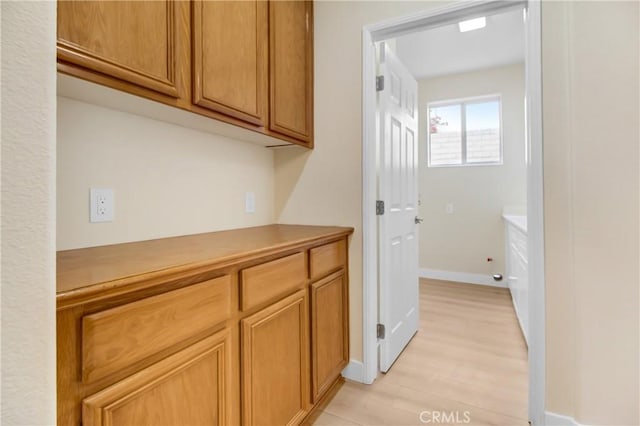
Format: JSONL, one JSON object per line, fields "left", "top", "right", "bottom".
{"left": 376, "top": 200, "right": 385, "bottom": 216}
{"left": 376, "top": 75, "right": 384, "bottom": 92}
{"left": 377, "top": 323, "right": 386, "bottom": 339}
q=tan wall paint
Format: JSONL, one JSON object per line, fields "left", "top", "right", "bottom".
{"left": 279, "top": 2, "right": 639, "bottom": 423}
{"left": 274, "top": 0, "right": 446, "bottom": 362}
{"left": 57, "top": 97, "right": 275, "bottom": 250}
{"left": 542, "top": 1, "right": 639, "bottom": 424}
{"left": 418, "top": 64, "right": 526, "bottom": 275}
{"left": 1, "top": 1, "right": 57, "bottom": 423}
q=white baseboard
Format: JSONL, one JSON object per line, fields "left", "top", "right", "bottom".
{"left": 341, "top": 359, "right": 365, "bottom": 383}
{"left": 510, "top": 288, "right": 529, "bottom": 346}
{"left": 545, "top": 412, "right": 583, "bottom": 426}
{"left": 419, "top": 268, "right": 508, "bottom": 288}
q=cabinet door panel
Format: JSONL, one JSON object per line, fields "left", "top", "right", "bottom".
{"left": 83, "top": 331, "right": 229, "bottom": 426}
{"left": 269, "top": 1, "right": 313, "bottom": 144}
{"left": 241, "top": 289, "right": 309, "bottom": 425}
{"left": 192, "top": 0, "right": 268, "bottom": 125}
{"left": 311, "top": 272, "right": 349, "bottom": 401}
{"left": 57, "top": 1, "right": 180, "bottom": 97}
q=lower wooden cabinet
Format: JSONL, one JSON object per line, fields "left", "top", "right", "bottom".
{"left": 56, "top": 227, "right": 352, "bottom": 426}
{"left": 241, "top": 289, "right": 310, "bottom": 425}
{"left": 311, "top": 271, "right": 349, "bottom": 401}
{"left": 83, "top": 330, "right": 229, "bottom": 426}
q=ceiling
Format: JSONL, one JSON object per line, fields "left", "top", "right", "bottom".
{"left": 394, "top": 8, "right": 525, "bottom": 80}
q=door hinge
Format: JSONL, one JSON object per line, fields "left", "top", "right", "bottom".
{"left": 376, "top": 200, "right": 385, "bottom": 215}
{"left": 376, "top": 75, "right": 384, "bottom": 91}
{"left": 377, "top": 323, "right": 386, "bottom": 339}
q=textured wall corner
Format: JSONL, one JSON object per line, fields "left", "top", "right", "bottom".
{"left": 543, "top": 1, "right": 640, "bottom": 424}
{"left": 1, "top": 1, "right": 57, "bottom": 424}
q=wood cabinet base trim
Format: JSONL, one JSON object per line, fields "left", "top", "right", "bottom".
{"left": 300, "top": 376, "right": 345, "bottom": 426}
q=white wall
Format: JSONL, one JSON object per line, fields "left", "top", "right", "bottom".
{"left": 542, "top": 2, "right": 639, "bottom": 424}
{"left": 418, "top": 64, "right": 526, "bottom": 277}
{"left": 1, "top": 1, "right": 57, "bottom": 424}
{"left": 57, "top": 97, "right": 275, "bottom": 250}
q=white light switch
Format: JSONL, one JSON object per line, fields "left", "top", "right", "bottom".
{"left": 245, "top": 192, "right": 256, "bottom": 214}
{"left": 90, "top": 188, "right": 114, "bottom": 222}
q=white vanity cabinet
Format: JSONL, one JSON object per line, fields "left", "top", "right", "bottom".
{"left": 503, "top": 215, "right": 528, "bottom": 344}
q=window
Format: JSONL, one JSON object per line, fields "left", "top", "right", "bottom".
{"left": 428, "top": 96, "right": 502, "bottom": 167}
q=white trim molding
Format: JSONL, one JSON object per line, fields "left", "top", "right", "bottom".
{"left": 510, "top": 289, "right": 529, "bottom": 345}
{"left": 341, "top": 359, "right": 365, "bottom": 383}
{"left": 545, "top": 412, "right": 584, "bottom": 426}
{"left": 524, "top": 2, "right": 546, "bottom": 424}
{"left": 419, "top": 268, "right": 508, "bottom": 288}
{"left": 361, "top": 26, "right": 379, "bottom": 386}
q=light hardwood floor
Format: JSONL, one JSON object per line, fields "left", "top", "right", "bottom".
{"left": 312, "top": 279, "right": 528, "bottom": 426}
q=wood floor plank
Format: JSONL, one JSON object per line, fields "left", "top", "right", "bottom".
{"left": 312, "top": 411, "right": 363, "bottom": 426}
{"left": 312, "top": 279, "right": 528, "bottom": 425}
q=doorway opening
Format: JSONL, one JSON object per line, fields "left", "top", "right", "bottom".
{"left": 360, "top": 1, "right": 544, "bottom": 424}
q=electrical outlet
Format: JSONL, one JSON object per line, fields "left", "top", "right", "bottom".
{"left": 445, "top": 202, "right": 454, "bottom": 215}
{"left": 90, "top": 188, "right": 114, "bottom": 222}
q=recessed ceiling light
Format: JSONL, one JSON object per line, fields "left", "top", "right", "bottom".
{"left": 458, "top": 16, "right": 486, "bottom": 33}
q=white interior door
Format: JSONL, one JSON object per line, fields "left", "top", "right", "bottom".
{"left": 377, "top": 42, "right": 419, "bottom": 372}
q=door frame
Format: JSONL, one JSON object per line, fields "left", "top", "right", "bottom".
{"left": 360, "top": 1, "right": 545, "bottom": 424}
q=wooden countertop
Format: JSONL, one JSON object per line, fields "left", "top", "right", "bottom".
{"left": 57, "top": 224, "right": 353, "bottom": 309}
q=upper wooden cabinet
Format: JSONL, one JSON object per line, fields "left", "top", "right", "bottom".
{"left": 269, "top": 1, "right": 314, "bottom": 145}
{"left": 57, "top": 0, "right": 314, "bottom": 148}
{"left": 192, "top": 0, "right": 268, "bottom": 126}
{"left": 57, "top": 1, "right": 185, "bottom": 98}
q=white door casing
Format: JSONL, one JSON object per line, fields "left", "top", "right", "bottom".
{"left": 361, "top": 1, "right": 543, "bottom": 423}
{"left": 377, "top": 42, "right": 420, "bottom": 372}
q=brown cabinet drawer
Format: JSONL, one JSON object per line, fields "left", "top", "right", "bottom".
{"left": 82, "top": 276, "right": 231, "bottom": 384}
{"left": 309, "top": 239, "right": 346, "bottom": 280}
{"left": 240, "top": 252, "right": 305, "bottom": 311}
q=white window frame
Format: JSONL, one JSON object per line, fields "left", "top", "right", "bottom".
{"left": 427, "top": 94, "right": 503, "bottom": 167}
